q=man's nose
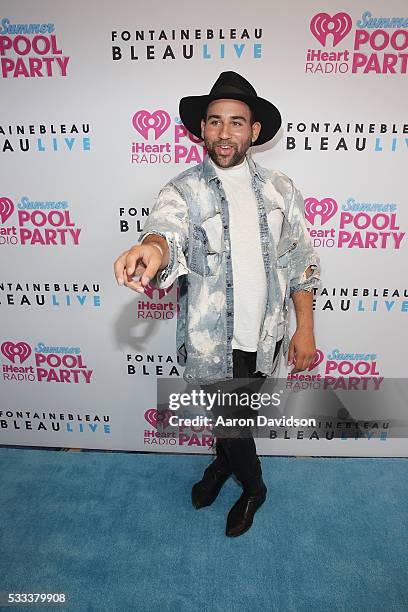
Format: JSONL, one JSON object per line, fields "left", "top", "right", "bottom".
{"left": 218, "top": 123, "right": 231, "bottom": 140}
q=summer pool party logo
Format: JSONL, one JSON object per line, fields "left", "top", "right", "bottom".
{"left": 1, "top": 340, "right": 93, "bottom": 383}
{"left": 304, "top": 196, "right": 405, "bottom": 250}
{"left": 306, "top": 10, "right": 408, "bottom": 74}
{"left": 0, "top": 17, "right": 70, "bottom": 78}
{"left": 0, "top": 195, "right": 81, "bottom": 247}
{"left": 287, "top": 348, "right": 383, "bottom": 390}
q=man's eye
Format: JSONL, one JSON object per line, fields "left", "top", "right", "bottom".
{"left": 232, "top": 122, "right": 242, "bottom": 126}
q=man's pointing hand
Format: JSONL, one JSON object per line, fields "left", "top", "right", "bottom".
{"left": 113, "top": 236, "right": 169, "bottom": 293}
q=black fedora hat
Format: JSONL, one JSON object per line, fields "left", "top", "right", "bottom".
{"left": 179, "top": 71, "right": 282, "bottom": 146}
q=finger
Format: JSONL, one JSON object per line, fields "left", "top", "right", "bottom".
{"left": 291, "top": 349, "right": 316, "bottom": 373}
{"left": 295, "top": 355, "right": 308, "bottom": 372}
{"left": 125, "top": 250, "right": 141, "bottom": 277}
{"left": 114, "top": 252, "right": 130, "bottom": 286}
{"left": 123, "top": 272, "right": 146, "bottom": 293}
{"left": 287, "top": 342, "right": 294, "bottom": 366}
{"left": 141, "top": 250, "right": 162, "bottom": 286}
{"left": 304, "top": 356, "right": 315, "bottom": 371}
{"left": 291, "top": 358, "right": 307, "bottom": 373}
{"left": 134, "top": 262, "right": 147, "bottom": 277}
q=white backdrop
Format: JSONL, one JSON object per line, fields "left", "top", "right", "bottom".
{"left": 1, "top": 1, "right": 407, "bottom": 456}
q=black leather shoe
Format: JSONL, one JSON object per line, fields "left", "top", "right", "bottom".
{"left": 192, "top": 466, "right": 231, "bottom": 509}
{"left": 225, "top": 483, "right": 267, "bottom": 537}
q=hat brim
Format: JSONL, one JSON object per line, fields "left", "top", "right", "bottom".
{"left": 179, "top": 93, "right": 282, "bottom": 146}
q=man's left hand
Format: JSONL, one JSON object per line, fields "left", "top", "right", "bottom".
{"left": 287, "top": 328, "right": 316, "bottom": 373}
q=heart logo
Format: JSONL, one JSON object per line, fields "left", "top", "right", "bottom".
{"left": 1, "top": 341, "right": 31, "bottom": 364}
{"left": 310, "top": 12, "right": 352, "bottom": 47}
{"left": 308, "top": 349, "right": 324, "bottom": 371}
{"left": 143, "top": 284, "right": 174, "bottom": 300}
{"left": 304, "top": 197, "right": 338, "bottom": 226}
{"left": 144, "top": 408, "right": 172, "bottom": 429}
{"left": 0, "top": 197, "right": 14, "bottom": 224}
{"left": 132, "top": 109, "right": 171, "bottom": 140}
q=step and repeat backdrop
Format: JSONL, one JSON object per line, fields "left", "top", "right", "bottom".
{"left": 1, "top": 1, "right": 407, "bottom": 456}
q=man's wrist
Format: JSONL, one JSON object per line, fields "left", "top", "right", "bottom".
{"left": 140, "top": 234, "right": 169, "bottom": 269}
{"left": 148, "top": 242, "right": 164, "bottom": 257}
{"left": 295, "top": 325, "right": 314, "bottom": 333}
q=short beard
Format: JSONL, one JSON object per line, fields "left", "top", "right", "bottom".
{"left": 204, "top": 136, "right": 252, "bottom": 168}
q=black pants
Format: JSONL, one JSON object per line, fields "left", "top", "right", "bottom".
{"left": 203, "top": 339, "right": 283, "bottom": 494}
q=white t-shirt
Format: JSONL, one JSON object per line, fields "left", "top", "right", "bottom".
{"left": 211, "top": 156, "right": 282, "bottom": 351}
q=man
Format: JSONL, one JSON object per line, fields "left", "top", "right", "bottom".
{"left": 114, "top": 71, "right": 321, "bottom": 537}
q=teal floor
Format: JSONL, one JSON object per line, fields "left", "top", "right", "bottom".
{"left": 0, "top": 447, "right": 407, "bottom": 612}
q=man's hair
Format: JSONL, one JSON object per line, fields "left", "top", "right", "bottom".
{"left": 203, "top": 103, "right": 255, "bottom": 125}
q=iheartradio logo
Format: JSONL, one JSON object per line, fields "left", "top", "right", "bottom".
{"left": 304, "top": 197, "right": 338, "bottom": 226}
{"left": 310, "top": 12, "right": 352, "bottom": 47}
{"left": 1, "top": 341, "right": 31, "bottom": 364}
{"left": 0, "top": 197, "right": 14, "bottom": 224}
{"left": 143, "top": 283, "right": 174, "bottom": 300}
{"left": 132, "top": 109, "right": 171, "bottom": 140}
{"left": 144, "top": 408, "right": 172, "bottom": 429}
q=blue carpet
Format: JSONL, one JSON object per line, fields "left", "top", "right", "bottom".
{"left": 0, "top": 448, "right": 407, "bottom": 612}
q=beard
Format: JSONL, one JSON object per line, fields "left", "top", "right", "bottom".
{"left": 204, "top": 135, "right": 252, "bottom": 168}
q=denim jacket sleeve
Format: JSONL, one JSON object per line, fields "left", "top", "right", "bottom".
{"left": 288, "top": 185, "right": 321, "bottom": 294}
{"left": 138, "top": 183, "right": 189, "bottom": 290}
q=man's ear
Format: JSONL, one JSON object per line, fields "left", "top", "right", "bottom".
{"left": 200, "top": 118, "right": 205, "bottom": 140}
{"left": 252, "top": 124, "right": 261, "bottom": 142}
{"left": 252, "top": 121, "right": 261, "bottom": 143}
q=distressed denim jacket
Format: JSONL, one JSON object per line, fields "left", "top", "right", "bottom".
{"left": 139, "top": 152, "right": 321, "bottom": 384}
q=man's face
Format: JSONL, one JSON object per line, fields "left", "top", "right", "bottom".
{"left": 200, "top": 99, "right": 261, "bottom": 168}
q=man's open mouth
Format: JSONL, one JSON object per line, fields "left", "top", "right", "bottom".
{"left": 216, "top": 144, "right": 234, "bottom": 155}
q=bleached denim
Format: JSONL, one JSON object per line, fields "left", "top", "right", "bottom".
{"left": 139, "top": 152, "right": 321, "bottom": 383}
